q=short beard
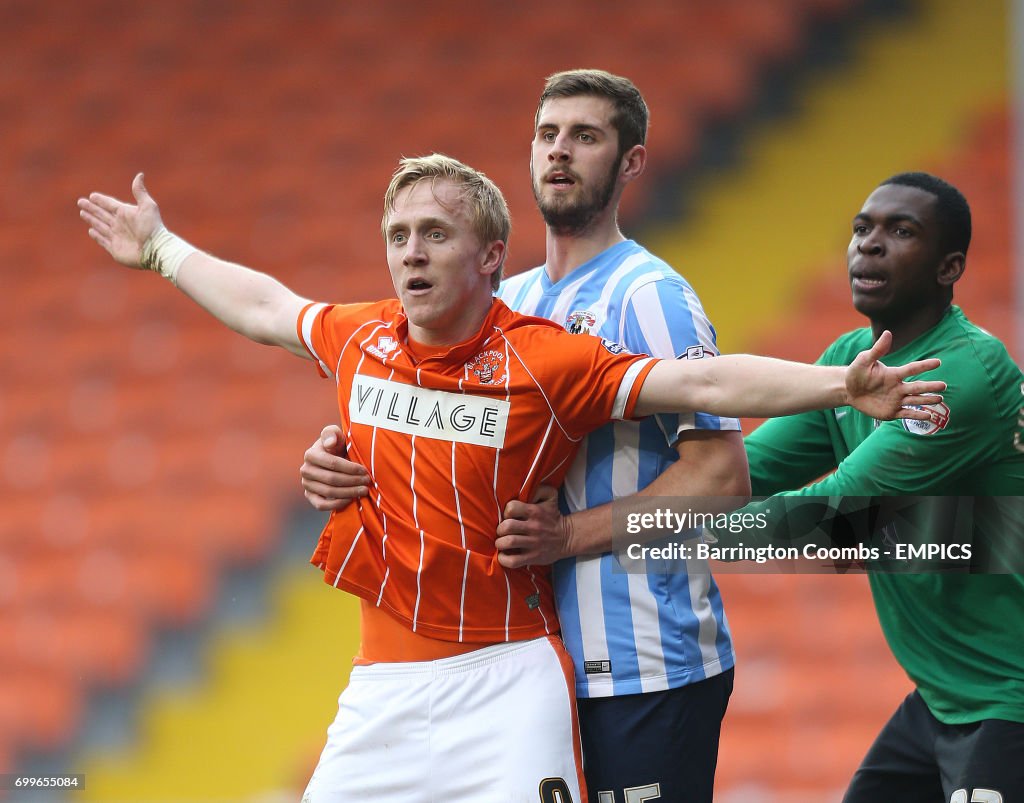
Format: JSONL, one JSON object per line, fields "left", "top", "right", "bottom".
{"left": 534, "top": 157, "right": 620, "bottom": 236}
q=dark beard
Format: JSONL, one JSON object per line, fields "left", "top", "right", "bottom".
{"left": 534, "top": 160, "right": 619, "bottom": 236}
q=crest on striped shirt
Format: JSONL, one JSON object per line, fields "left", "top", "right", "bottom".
{"left": 565, "top": 309, "right": 596, "bottom": 335}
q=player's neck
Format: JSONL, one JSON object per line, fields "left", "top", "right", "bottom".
{"left": 870, "top": 302, "right": 952, "bottom": 353}
{"left": 543, "top": 215, "right": 625, "bottom": 283}
{"left": 405, "top": 294, "right": 494, "bottom": 348}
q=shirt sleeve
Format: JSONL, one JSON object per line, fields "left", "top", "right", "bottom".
{"left": 620, "top": 278, "right": 741, "bottom": 445}
{"left": 296, "top": 302, "right": 377, "bottom": 378}
{"left": 713, "top": 359, "right": 999, "bottom": 551}
{"left": 526, "top": 327, "right": 657, "bottom": 440}
{"left": 785, "top": 373, "right": 994, "bottom": 497}
{"left": 743, "top": 339, "right": 846, "bottom": 495}
{"left": 744, "top": 411, "right": 838, "bottom": 496}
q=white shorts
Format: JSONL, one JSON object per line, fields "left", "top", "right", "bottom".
{"left": 301, "top": 635, "right": 586, "bottom": 803}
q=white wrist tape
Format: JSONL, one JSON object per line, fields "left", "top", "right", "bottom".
{"left": 140, "top": 226, "right": 198, "bottom": 286}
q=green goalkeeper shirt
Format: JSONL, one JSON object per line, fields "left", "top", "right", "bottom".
{"left": 743, "top": 305, "right": 1024, "bottom": 724}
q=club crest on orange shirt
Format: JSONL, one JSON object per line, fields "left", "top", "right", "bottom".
{"left": 466, "top": 350, "right": 506, "bottom": 385}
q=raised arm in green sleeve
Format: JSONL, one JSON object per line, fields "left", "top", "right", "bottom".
{"left": 744, "top": 410, "right": 838, "bottom": 496}
{"left": 714, "top": 350, "right": 1021, "bottom": 552}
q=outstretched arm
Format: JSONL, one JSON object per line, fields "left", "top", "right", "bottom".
{"left": 77, "top": 173, "right": 310, "bottom": 357}
{"left": 634, "top": 331, "right": 944, "bottom": 422}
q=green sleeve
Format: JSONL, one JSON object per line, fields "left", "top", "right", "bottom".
{"left": 744, "top": 411, "right": 837, "bottom": 496}
{"left": 711, "top": 372, "right": 999, "bottom": 552}
{"left": 744, "top": 341, "right": 843, "bottom": 496}
{"left": 785, "top": 393, "right": 992, "bottom": 498}
{"left": 784, "top": 327, "right": 1021, "bottom": 497}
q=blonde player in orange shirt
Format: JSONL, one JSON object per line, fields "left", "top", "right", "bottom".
{"left": 77, "top": 155, "right": 944, "bottom": 802}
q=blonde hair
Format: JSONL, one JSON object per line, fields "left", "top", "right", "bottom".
{"left": 382, "top": 154, "right": 511, "bottom": 291}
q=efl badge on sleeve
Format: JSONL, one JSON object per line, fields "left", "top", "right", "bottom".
{"left": 601, "top": 338, "right": 627, "bottom": 355}
{"left": 901, "top": 401, "right": 951, "bottom": 436}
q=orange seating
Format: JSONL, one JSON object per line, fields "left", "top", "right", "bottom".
{"left": 753, "top": 106, "right": 1013, "bottom": 360}
{"left": 0, "top": 666, "right": 83, "bottom": 753}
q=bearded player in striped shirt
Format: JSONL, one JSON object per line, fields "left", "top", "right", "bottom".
{"left": 79, "top": 153, "right": 942, "bottom": 801}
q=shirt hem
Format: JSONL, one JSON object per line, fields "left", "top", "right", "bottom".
{"left": 319, "top": 565, "right": 558, "bottom": 644}
{"left": 575, "top": 651, "right": 736, "bottom": 698}
{"left": 918, "top": 689, "right": 1024, "bottom": 725}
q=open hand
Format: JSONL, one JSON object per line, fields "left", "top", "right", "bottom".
{"left": 77, "top": 172, "right": 162, "bottom": 268}
{"left": 846, "top": 331, "right": 945, "bottom": 420}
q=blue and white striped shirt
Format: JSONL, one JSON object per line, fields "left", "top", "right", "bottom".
{"left": 498, "top": 240, "right": 737, "bottom": 697}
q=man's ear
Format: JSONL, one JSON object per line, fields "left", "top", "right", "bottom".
{"left": 620, "top": 144, "right": 647, "bottom": 184}
{"left": 938, "top": 252, "right": 965, "bottom": 288}
{"left": 480, "top": 239, "right": 506, "bottom": 278}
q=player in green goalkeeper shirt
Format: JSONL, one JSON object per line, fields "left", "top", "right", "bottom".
{"left": 742, "top": 173, "right": 1024, "bottom": 802}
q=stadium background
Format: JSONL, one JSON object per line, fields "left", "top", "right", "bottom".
{"left": 0, "top": 0, "right": 1019, "bottom": 800}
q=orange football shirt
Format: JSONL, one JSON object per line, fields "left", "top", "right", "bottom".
{"left": 297, "top": 298, "right": 656, "bottom": 644}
